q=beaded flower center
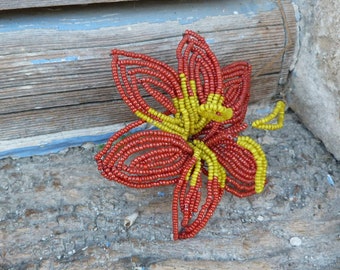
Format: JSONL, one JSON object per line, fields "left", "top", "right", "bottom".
{"left": 95, "top": 30, "right": 285, "bottom": 240}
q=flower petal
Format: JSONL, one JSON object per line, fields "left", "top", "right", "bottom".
{"left": 96, "top": 123, "right": 193, "bottom": 188}
{"left": 172, "top": 140, "right": 226, "bottom": 240}
{"left": 194, "top": 62, "right": 251, "bottom": 142}
{"left": 173, "top": 175, "right": 224, "bottom": 240}
{"left": 111, "top": 49, "right": 186, "bottom": 135}
{"left": 176, "top": 30, "right": 223, "bottom": 104}
{"left": 205, "top": 133, "right": 261, "bottom": 198}
{"left": 221, "top": 61, "right": 252, "bottom": 125}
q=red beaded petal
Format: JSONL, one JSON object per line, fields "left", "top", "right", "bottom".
{"left": 112, "top": 49, "right": 182, "bottom": 118}
{"left": 221, "top": 61, "right": 252, "bottom": 125}
{"left": 97, "top": 128, "right": 193, "bottom": 188}
{"left": 176, "top": 30, "right": 223, "bottom": 102}
{"left": 173, "top": 176, "right": 224, "bottom": 240}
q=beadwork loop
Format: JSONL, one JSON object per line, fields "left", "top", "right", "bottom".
{"left": 252, "top": 101, "right": 286, "bottom": 130}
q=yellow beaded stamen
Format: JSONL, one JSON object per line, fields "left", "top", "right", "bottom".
{"left": 135, "top": 110, "right": 187, "bottom": 139}
{"left": 198, "top": 93, "right": 233, "bottom": 122}
{"left": 170, "top": 74, "right": 234, "bottom": 139}
{"left": 252, "top": 101, "right": 286, "bottom": 130}
{"left": 237, "top": 136, "right": 267, "bottom": 193}
{"left": 190, "top": 140, "right": 226, "bottom": 188}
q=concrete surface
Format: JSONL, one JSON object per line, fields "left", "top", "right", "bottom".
{"left": 0, "top": 110, "right": 339, "bottom": 269}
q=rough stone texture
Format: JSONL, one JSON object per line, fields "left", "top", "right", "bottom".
{"left": 289, "top": 0, "right": 340, "bottom": 160}
{"left": 0, "top": 110, "right": 339, "bottom": 269}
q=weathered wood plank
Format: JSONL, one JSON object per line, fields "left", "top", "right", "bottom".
{"left": 0, "top": 101, "right": 134, "bottom": 140}
{"left": 0, "top": 33, "right": 284, "bottom": 100}
{"left": 0, "top": 0, "right": 296, "bottom": 144}
{"left": 147, "top": 260, "right": 277, "bottom": 270}
{"left": 0, "top": 74, "right": 280, "bottom": 115}
{"left": 0, "top": 0, "right": 135, "bottom": 11}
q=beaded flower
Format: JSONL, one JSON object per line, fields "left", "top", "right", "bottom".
{"left": 95, "top": 30, "right": 284, "bottom": 240}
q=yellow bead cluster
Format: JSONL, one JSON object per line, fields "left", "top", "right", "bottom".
{"left": 198, "top": 101, "right": 233, "bottom": 123}
{"left": 136, "top": 73, "right": 233, "bottom": 141}
{"left": 135, "top": 110, "right": 186, "bottom": 139}
{"left": 188, "top": 140, "right": 226, "bottom": 188}
{"left": 252, "top": 101, "right": 286, "bottom": 130}
{"left": 236, "top": 136, "right": 267, "bottom": 193}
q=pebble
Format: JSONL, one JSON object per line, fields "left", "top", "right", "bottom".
{"left": 157, "top": 191, "right": 165, "bottom": 197}
{"left": 124, "top": 192, "right": 137, "bottom": 201}
{"left": 257, "top": 215, "right": 264, "bottom": 221}
{"left": 81, "top": 142, "right": 95, "bottom": 150}
{"left": 68, "top": 249, "right": 76, "bottom": 255}
{"left": 290, "top": 236, "right": 302, "bottom": 246}
{"left": 58, "top": 147, "right": 69, "bottom": 155}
